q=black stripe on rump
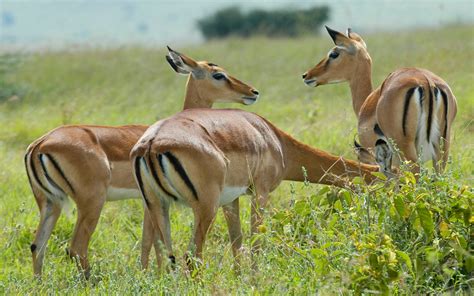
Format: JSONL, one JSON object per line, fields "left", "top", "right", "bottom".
{"left": 39, "top": 154, "right": 65, "bottom": 196}
{"left": 134, "top": 157, "right": 150, "bottom": 207}
{"left": 24, "top": 153, "right": 34, "bottom": 191}
{"left": 161, "top": 152, "right": 198, "bottom": 201}
{"left": 439, "top": 88, "right": 449, "bottom": 140}
{"left": 426, "top": 86, "right": 434, "bottom": 143}
{"left": 402, "top": 87, "right": 417, "bottom": 136}
{"left": 150, "top": 154, "right": 178, "bottom": 201}
{"left": 30, "top": 153, "right": 52, "bottom": 195}
{"left": 45, "top": 154, "right": 75, "bottom": 194}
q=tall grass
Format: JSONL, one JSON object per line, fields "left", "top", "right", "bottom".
{"left": 0, "top": 25, "right": 472, "bottom": 294}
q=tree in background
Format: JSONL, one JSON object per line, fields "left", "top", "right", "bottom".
{"left": 197, "top": 6, "right": 330, "bottom": 39}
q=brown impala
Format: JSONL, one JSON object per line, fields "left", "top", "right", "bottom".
{"left": 302, "top": 26, "right": 457, "bottom": 174}
{"left": 131, "top": 108, "right": 381, "bottom": 270}
{"left": 24, "top": 47, "right": 259, "bottom": 278}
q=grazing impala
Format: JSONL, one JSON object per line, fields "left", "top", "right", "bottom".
{"left": 131, "top": 108, "right": 381, "bottom": 270}
{"left": 24, "top": 47, "right": 259, "bottom": 278}
{"left": 302, "top": 26, "right": 457, "bottom": 174}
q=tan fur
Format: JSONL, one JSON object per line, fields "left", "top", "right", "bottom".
{"left": 25, "top": 48, "right": 258, "bottom": 278}
{"left": 303, "top": 27, "right": 457, "bottom": 172}
{"left": 131, "top": 109, "right": 379, "bottom": 270}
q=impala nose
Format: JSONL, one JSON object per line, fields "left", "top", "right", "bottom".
{"left": 302, "top": 73, "right": 307, "bottom": 79}
{"left": 251, "top": 89, "right": 259, "bottom": 95}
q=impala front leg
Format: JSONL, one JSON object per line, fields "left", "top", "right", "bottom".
{"left": 141, "top": 207, "right": 157, "bottom": 270}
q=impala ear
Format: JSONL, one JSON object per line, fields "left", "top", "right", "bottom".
{"left": 325, "top": 26, "right": 352, "bottom": 47}
{"left": 166, "top": 46, "right": 205, "bottom": 79}
{"left": 346, "top": 28, "right": 367, "bottom": 49}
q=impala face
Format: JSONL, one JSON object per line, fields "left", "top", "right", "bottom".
{"left": 302, "top": 26, "right": 369, "bottom": 87}
{"left": 166, "top": 47, "right": 259, "bottom": 105}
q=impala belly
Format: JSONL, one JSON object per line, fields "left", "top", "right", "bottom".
{"left": 219, "top": 186, "right": 248, "bottom": 206}
{"left": 106, "top": 187, "right": 141, "bottom": 201}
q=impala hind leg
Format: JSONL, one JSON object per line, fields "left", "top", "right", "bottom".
{"left": 146, "top": 199, "right": 174, "bottom": 270}
{"left": 67, "top": 194, "right": 105, "bottom": 279}
{"left": 31, "top": 193, "right": 62, "bottom": 277}
{"left": 222, "top": 199, "right": 243, "bottom": 271}
{"left": 186, "top": 194, "right": 219, "bottom": 270}
{"left": 250, "top": 192, "right": 270, "bottom": 270}
{"left": 435, "top": 136, "right": 451, "bottom": 174}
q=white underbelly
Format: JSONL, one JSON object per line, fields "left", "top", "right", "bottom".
{"left": 106, "top": 187, "right": 141, "bottom": 201}
{"left": 219, "top": 186, "right": 247, "bottom": 206}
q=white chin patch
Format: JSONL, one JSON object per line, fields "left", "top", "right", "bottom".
{"left": 243, "top": 98, "right": 257, "bottom": 105}
{"left": 328, "top": 79, "right": 344, "bottom": 84}
{"left": 304, "top": 79, "right": 317, "bottom": 87}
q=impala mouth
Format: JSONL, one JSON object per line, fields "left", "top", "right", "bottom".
{"left": 242, "top": 95, "right": 258, "bottom": 105}
{"left": 304, "top": 79, "right": 318, "bottom": 87}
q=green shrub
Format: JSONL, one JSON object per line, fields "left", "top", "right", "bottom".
{"left": 267, "top": 168, "right": 473, "bottom": 294}
{"left": 197, "top": 6, "right": 330, "bottom": 39}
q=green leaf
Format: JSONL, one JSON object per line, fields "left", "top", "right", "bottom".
{"left": 371, "top": 171, "right": 387, "bottom": 181}
{"left": 396, "top": 251, "right": 413, "bottom": 274}
{"left": 310, "top": 248, "right": 327, "bottom": 258}
{"left": 416, "top": 203, "right": 434, "bottom": 238}
{"left": 352, "top": 176, "right": 363, "bottom": 185}
{"left": 294, "top": 200, "right": 310, "bottom": 216}
{"left": 394, "top": 196, "right": 406, "bottom": 218}
{"left": 333, "top": 200, "right": 343, "bottom": 211}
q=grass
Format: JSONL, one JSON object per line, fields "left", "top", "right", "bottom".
{"left": 0, "top": 25, "right": 473, "bottom": 294}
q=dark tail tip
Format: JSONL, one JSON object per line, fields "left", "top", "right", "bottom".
{"left": 30, "top": 244, "right": 37, "bottom": 253}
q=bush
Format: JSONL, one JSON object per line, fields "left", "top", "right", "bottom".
{"left": 197, "top": 6, "right": 330, "bottom": 39}
{"left": 265, "top": 168, "right": 473, "bottom": 293}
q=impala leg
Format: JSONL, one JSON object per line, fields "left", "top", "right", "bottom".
{"left": 437, "top": 136, "right": 451, "bottom": 174}
{"left": 147, "top": 199, "right": 173, "bottom": 269}
{"left": 398, "top": 142, "right": 420, "bottom": 175}
{"left": 222, "top": 198, "right": 243, "bottom": 271}
{"left": 250, "top": 192, "right": 269, "bottom": 270}
{"left": 187, "top": 199, "right": 219, "bottom": 270}
{"left": 140, "top": 208, "right": 154, "bottom": 270}
{"left": 31, "top": 193, "right": 62, "bottom": 277}
{"left": 68, "top": 195, "right": 105, "bottom": 279}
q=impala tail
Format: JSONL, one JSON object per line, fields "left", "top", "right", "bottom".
{"left": 133, "top": 144, "right": 198, "bottom": 206}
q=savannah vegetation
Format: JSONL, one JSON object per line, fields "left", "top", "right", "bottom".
{"left": 0, "top": 25, "right": 473, "bottom": 294}
{"left": 197, "top": 6, "right": 329, "bottom": 39}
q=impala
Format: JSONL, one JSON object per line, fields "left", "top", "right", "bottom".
{"left": 131, "top": 108, "right": 381, "bottom": 270}
{"left": 24, "top": 47, "right": 259, "bottom": 278}
{"left": 302, "top": 26, "right": 457, "bottom": 174}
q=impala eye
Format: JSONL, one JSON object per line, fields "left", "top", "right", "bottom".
{"left": 212, "top": 73, "right": 226, "bottom": 80}
{"left": 329, "top": 51, "right": 339, "bottom": 59}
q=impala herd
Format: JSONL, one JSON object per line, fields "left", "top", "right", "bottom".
{"left": 25, "top": 26, "right": 457, "bottom": 278}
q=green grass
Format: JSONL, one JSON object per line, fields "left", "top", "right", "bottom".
{"left": 0, "top": 25, "right": 473, "bottom": 294}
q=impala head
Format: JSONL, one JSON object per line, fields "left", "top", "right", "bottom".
{"left": 166, "top": 46, "right": 259, "bottom": 107}
{"left": 302, "top": 26, "right": 371, "bottom": 87}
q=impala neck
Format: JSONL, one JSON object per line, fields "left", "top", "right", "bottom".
{"left": 183, "top": 76, "right": 213, "bottom": 110}
{"left": 281, "top": 132, "right": 378, "bottom": 187}
{"left": 349, "top": 56, "right": 373, "bottom": 117}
